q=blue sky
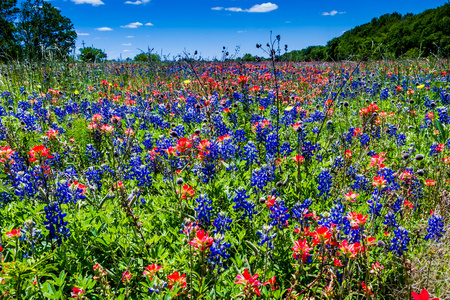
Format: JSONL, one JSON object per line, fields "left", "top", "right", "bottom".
{"left": 45, "top": 0, "right": 448, "bottom": 60}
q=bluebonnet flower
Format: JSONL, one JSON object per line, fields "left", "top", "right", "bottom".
{"left": 396, "top": 133, "right": 406, "bottom": 147}
{"left": 280, "top": 141, "right": 292, "bottom": 157}
{"left": 55, "top": 181, "right": 85, "bottom": 205}
{"left": 292, "top": 198, "right": 313, "bottom": 227}
{"left": 424, "top": 214, "right": 445, "bottom": 242}
{"left": 269, "top": 199, "right": 290, "bottom": 230}
{"left": 367, "top": 189, "right": 383, "bottom": 218}
{"left": 208, "top": 236, "right": 231, "bottom": 274}
{"left": 390, "top": 227, "right": 410, "bottom": 256}
{"left": 257, "top": 225, "right": 277, "bottom": 249}
{"left": 429, "top": 143, "right": 443, "bottom": 157}
{"left": 85, "top": 167, "right": 103, "bottom": 191}
{"left": 213, "top": 212, "right": 232, "bottom": 234}
{"left": 359, "top": 133, "right": 370, "bottom": 147}
{"left": 317, "top": 169, "right": 333, "bottom": 197}
{"left": 437, "top": 107, "right": 449, "bottom": 124}
{"left": 148, "top": 282, "right": 168, "bottom": 294}
{"left": 199, "top": 163, "right": 216, "bottom": 184}
{"left": 44, "top": 202, "right": 70, "bottom": 246}
{"left": 251, "top": 164, "right": 275, "bottom": 192}
{"left": 384, "top": 212, "right": 398, "bottom": 228}
{"left": 232, "top": 188, "right": 256, "bottom": 220}
{"left": 195, "top": 194, "right": 213, "bottom": 227}
{"left": 333, "top": 156, "right": 345, "bottom": 169}
{"left": 20, "top": 219, "right": 42, "bottom": 250}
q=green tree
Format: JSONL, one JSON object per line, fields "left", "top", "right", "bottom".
{"left": 17, "top": 0, "right": 76, "bottom": 61}
{"left": 134, "top": 52, "right": 161, "bottom": 62}
{"left": 79, "top": 47, "right": 107, "bottom": 62}
{"left": 0, "top": 0, "right": 19, "bottom": 61}
{"left": 241, "top": 53, "right": 257, "bottom": 62}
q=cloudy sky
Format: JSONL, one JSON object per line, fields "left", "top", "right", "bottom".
{"left": 44, "top": 0, "right": 448, "bottom": 60}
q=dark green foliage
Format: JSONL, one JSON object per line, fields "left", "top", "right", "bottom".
{"left": 0, "top": 0, "right": 19, "bottom": 61}
{"left": 0, "top": 0, "right": 76, "bottom": 61}
{"left": 79, "top": 47, "right": 107, "bottom": 62}
{"left": 133, "top": 52, "right": 161, "bottom": 62}
{"left": 284, "top": 3, "right": 450, "bottom": 61}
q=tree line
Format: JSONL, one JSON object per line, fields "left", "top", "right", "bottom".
{"left": 281, "top": 3, "right": 450, "bottom": 61}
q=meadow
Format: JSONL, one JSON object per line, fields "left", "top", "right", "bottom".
{"left": 0, "top": 58, "right": 449, "bottom": 299}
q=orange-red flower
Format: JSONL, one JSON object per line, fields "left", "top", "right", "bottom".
{"left": 293, "top": 155, "right": 304, "bottom": 165}
{"left": 178, "top": 185, "right": 195, "bottom": 199}
{"left": 311, "top": 226, "right": 332, "bottom": 246}
{"left": 235, "top": 269, "right": 261, "bottom": 296}
{"left": 28, "top": 145, "right": 53, "bottom": 162}
{"left": 344, "top": 191, "right": 359, "bottom": 202}
{"left": 176, "top": 138, "right": 193, "bottom": 153}
{"left": 143, "top": 264, "right": 162, "bottom": 280}
{"left": 6, "top": 229, "right": 21, "bottom": 239}
{"left": 372, "top": 176, "right": 387, "bottom": 189}
{"left": 188, "top": 230, "right": 213, "bottom": 251}
{"left": 167, "top": 271, "right": 186, "bottom": 290}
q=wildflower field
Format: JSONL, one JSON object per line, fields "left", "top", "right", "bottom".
{"left": 0, "top": 59, "right": 449, "bottom": 299}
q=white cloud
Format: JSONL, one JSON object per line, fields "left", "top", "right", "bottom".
{"left": 237, "top": 30, "right": 246, "bottom": 33}
{"left": 126, "top": 36, "right": 134, "bottom": 38}
{"left": 124, "top": 0, "right": 150, "bottom": 4}
{"left": 76, "top": 32, "right": 90, "bottom": 36}
{"left": 123, "top": 50, "right": 133, "bottom": 52}
{"left": 322, "top": 10, "right": 346, "bottom": 16}
{"left": 247, "top": 2, "right": 278, "bottom": 13}
{"left": 212, "top": 2, "right": 278, "bottom": 13}
{"left": 122, "top": 43, "right": 132, "bottom": 46}
{"left": 121, "top": 22, "right": 143, "bottom": 28}
{"left": 96, "top": 27, "right": 113, "bottom": 31}
{"left": 71, "top": 0, "right": 104, "bottom": 6}
{"left": 225, "top": 7, "right": 243, "bottom": 12}
{"left": 145, "top": 22, "right": 154, "bottom": 26}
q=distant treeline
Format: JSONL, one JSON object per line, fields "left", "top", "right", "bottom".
{"left": 241, "top": 3, "right": 450, "bottom": 62}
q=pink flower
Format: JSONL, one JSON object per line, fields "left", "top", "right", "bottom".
{"left": 71, "top": 287, "right": 85, "bottom": 298}
{"left": 344, "top": 191, "right": 359, "bottom": 202}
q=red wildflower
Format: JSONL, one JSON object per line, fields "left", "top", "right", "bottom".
{"left": 344, "top": 191, "right": 359, "bottom": 202}
{"left": 311, "top": 226, "right": 332, "bottom": 246}
{"left": 266, "top": 196, "right": 276, "bottom": 208}
{"left": 372, "top": 176, "right": 387, "bottom": 188}
{"left": 6, "top": 229, "right": 21, "bottom": 239}
{"left": 46, "top": 129, "right": 58, "bottom": 140}
{"left": 71, "top": 287, "right": 85, "bottom": 298}
{"left": 121, "top": 270, "right": 132, "bottom": 282}
{"left": 143, "top": 264, "right": 162, "bottom": 279}
{"left": 347, "top": 212, "right": 367, "bottom": 229}
{"left": 188, "top": 230, "right": 214, "bottom": 251}
{"left": 176, "top": 138, "right": 193, "bottom": 153}
{"left": 28, "top": 145, "right": 53, "bottom": 162}
{"left": 425, "top": 180, "right": 435, "bottom": 187}
{"left": 292, "top": 239, "right": 312, "bottom": 262}
{"left": 0, "top": 146, "right": 15, "bottom": 164}
{"left": 178, "top": 185, "right": 195, "bottom": 199}
{"left": 235, "top": 269, "right": 261, "bottom": 296}
{"left": 167, "top": 271, "right": 186, "bottom": 290}
{"left": 293, "top": 155, "right": 304, "bottom": 165}
{"left": 411, "top": 288, "right": 439, "bottom": 300}
{"left": 361, "top": 283, "right": 373, "bottom": 295}
{"left": 262, "top": 275, "right": 276, "bottom": 291}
